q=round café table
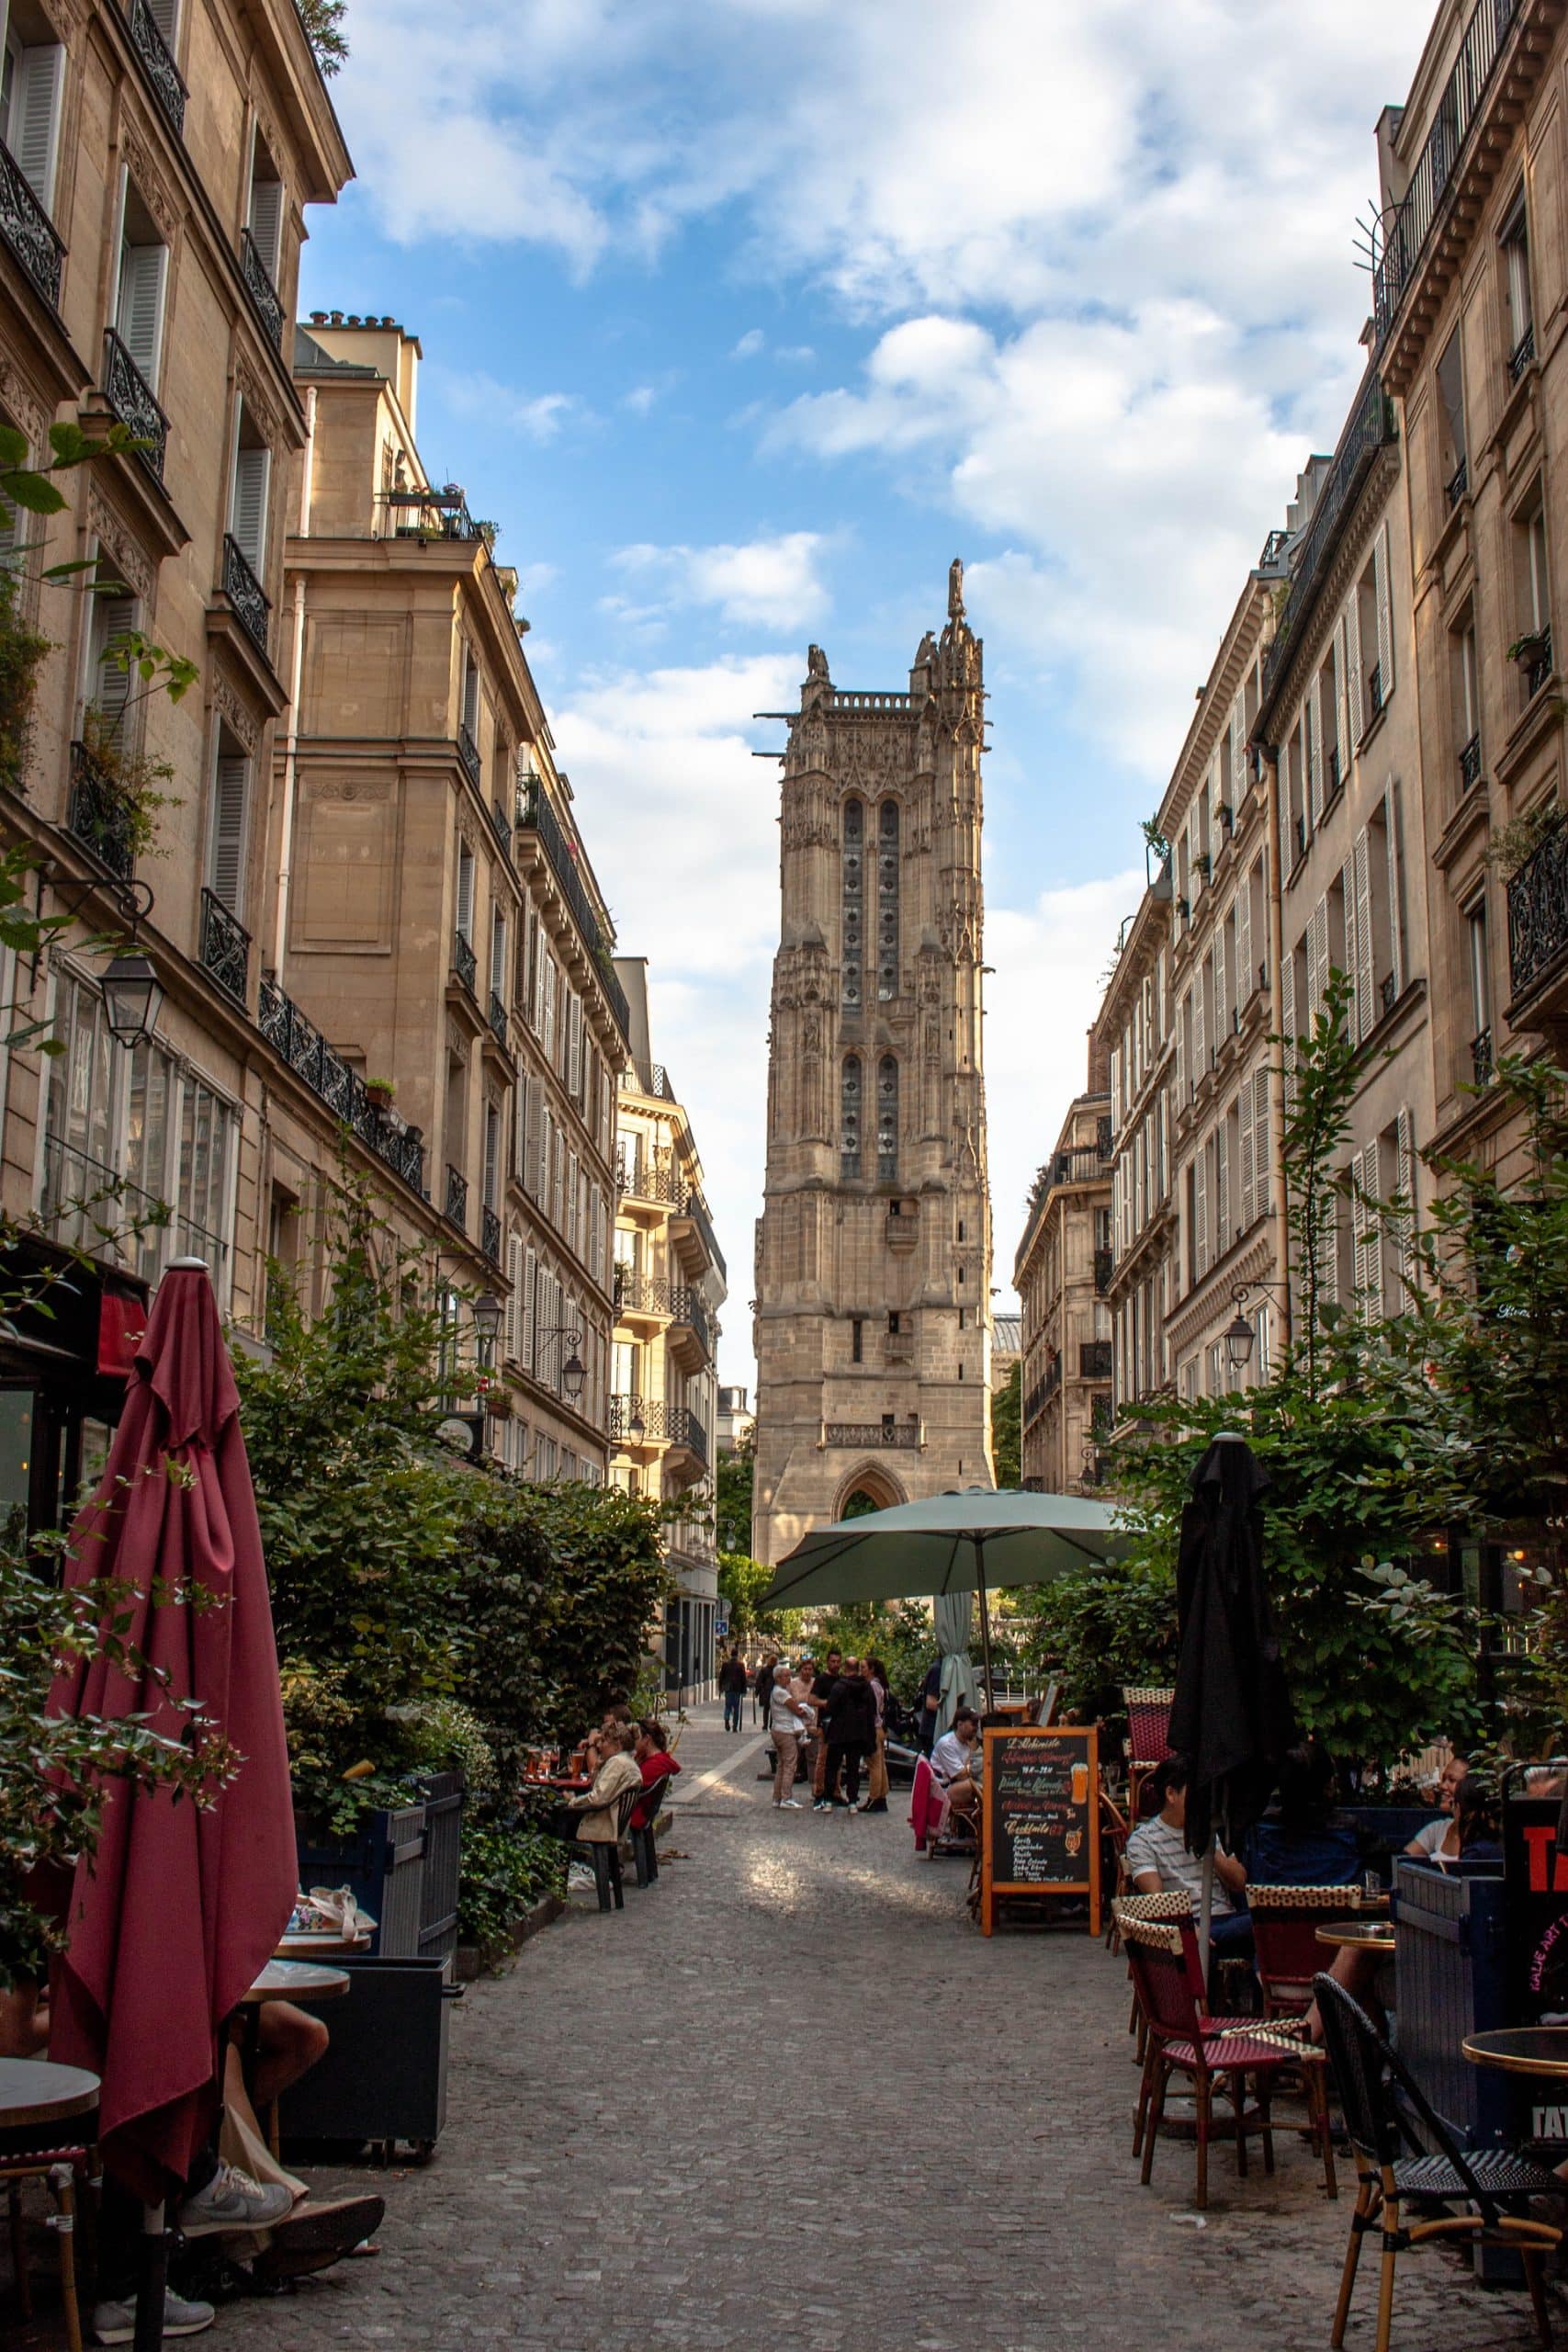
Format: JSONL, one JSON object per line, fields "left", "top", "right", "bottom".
{"left": 0, "top": 2056, "right": 99, "bottom": 2135}
{"left": 0, "top": 2061, "right": 98, "bottom": 2352}
{"left": 1463, "top": 2028, "right": 1568, "bottom": 2080}
{"left": 275, "top": 1930, "right": 368, "bottom": 1959}
{"left": 1316, "top": 1920, "right": 1397, "bottom": 1955}
{"left": 242, "top": 1961, "right": 352, "bottom": 2155}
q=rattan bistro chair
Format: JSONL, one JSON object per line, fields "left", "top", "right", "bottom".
{"left": 1315, "top": 1973, "right": 1562, "bottom": 2352}
{"left": 3, "top": 2151, "right": 87, "bottom": 2352}
{"left": 1122, "top": 1685, "right": 1174, "bottom": 1820}
{"left": 1116, "top": 1902, "right": 1337, "bottom": 2211}
{"left": 629, "top": 1773, "right": 671, "bottom": 1887}
{"left": 1250, "top": 1883, "right": 1374, "bottom": 2019}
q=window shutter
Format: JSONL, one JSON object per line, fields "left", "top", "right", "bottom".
{"left": 147, "top": 0, "right": 179, "bottom": 38}
{"left": 1191, "top": 966, "right": 1206, "bottom": 1081}
{"left": 1359, "top": 1142, "right": 1384, "bottom": 1324}
{"left": 1344, "top": 588, "right": 1363, "bottom": 745}
{"left": 1307, "top": 898, "right": 1330, "bottom": 1016}
{"left": 1252, "top": 1067, "right": 1271, "bottom": 1222}
{"left": 1236, "top": 871, "right": 1252, "bottom": 1005}
{"left": 1384, "top": 786, "right": 1403, "bottom": 999}
{"left": 524, "top": 1246, "right": 536, "bottom": 1371}
{"left": 247, "top": 170, "right": 283, "bottom": 276}
{"left": 1216, "top": 1114, "right": 1231, "bottom": 1243}
{"left": 531, "top": 933, "right": 547, "bottom": 1033}
{"left": 1194, "top": 1144, "right": 1210, "bottom": 1277}
{"left": 1373, "top": 521, "right": 1394, "bottom": 697}
{"left": 1229, "top": 702, "right": 1244, "bottom": 805}
{"left": 12, "top": 43, "right": 64, "bottom": 212}
{"left": 91, "top": 590, "right": 139, "bottom": 740}
{"left": 1314, "top": 1187, "right": 1339, "bottom": 1315}
{"left": 1280, "top": 945, "right": 1297, "bottom": 1116}
{"left": 1333, "top": 616, "right": 1349, "bottom": 783}
{"left": 456, "top": 846, "right": 474, "bottom": 941}
{"left": 1214, "top": 925, "right": 1228, "bottom": 1041}
{"left": 117, "top": 239, "right": 167, "bottom": 386}
{"left": 490, "top": 910, "right": 506, "bottom": 998}
{"left": 1339, "top": 854, "right": 1358, "bottom": 1035}
{"left": 1353, "top": 828, "right": 1375, "bottom": 1041}
{"left": 483, "top": 1103, "right": 499, "bottom": 1211}
{"left": 1239, "top": 1083, "right": 1256, "bottom": 1232}
{"left": 1395, "top": 1108, "right": 1417, "bottom": 1293}
{"left": 1308, "top": 675, "right": 1325, "bottom": 822}
{"left": 230, "top": 443, "right": 270, "bottom": 572}
{"left": 512, "top": 1070, "right": 525, "bottom": 1181}
{"left": 568, "top": 993, "right": 582, "bottom": 1097}
{"left": 569, "top": 1149, "right": 580, "bottom": 1253}
{"left": 505, "top": 1231, "right": 522, "bottom": 1360}
{"left": 209, "top": 753, "right": 248, "bottom": 911}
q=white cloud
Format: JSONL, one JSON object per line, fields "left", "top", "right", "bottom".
{"left": 622, "top": 384, "right": 658, "bottom": 413}
{"left": 436, "top": 368, "right": 584, "bottom": 443}
{"left": 731, "top": 327, "right": 765, "bottom": 358}
{"left": 608, "top": 530, "right": 831, "bottom": 632}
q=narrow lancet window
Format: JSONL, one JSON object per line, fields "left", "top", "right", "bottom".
{"left": 840, "top": 1054, "right": 863, "bottom": 1179}
{"left": 841, "top": 797, "right": 863, "bottom": 1010}
{"left": 877, "top": 798, "right": 899, "bottom": 1001}
{"left": 877, "top": 1054, "right": 898, "bottom": 1181}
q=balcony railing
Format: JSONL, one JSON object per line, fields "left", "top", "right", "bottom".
{"left": 445, "top": 1164, "right": 468, "bottom": 1230}
{"left": 623, "top": 1057, "right": 679, "bottom": 1102}
{"left": 487, "top": 989, "right": 508, "bottom": 1048}
{"left": 516, "top": 782, "right": 631, "bottom": 1041}
{"left": 1526, "top": 625, "right": 1554, "bottom": 699}
{"left": 1509, "top": 322, "right": 1537, "bottom": 384}
{"left": 674, "top": 1184, "right": 726, "bottom": 1282}
{"left": 481, "top": 1204, "right": 502, "bottom": 1266}
{"left": 384, "top": 486, "right": 489, "bottom": 540}
{"left": 1381, "top": 970, "right": 1398, "bottom": 1017}
{"left": 1261, "top": 372, "right": 1395, "bottom": 702}
{"left": 1079, "top": 1340, "right": 1113, "bottom": 1381}
{"left": 490, "top": 798, "right": 513, "bottom": 856}
{"left": 452, "top": 929, "right": 477, "bottom": 998}
{"left": 1472, "top": 1028, "right": 1494, "bottom": 1086}
{"left": 40, "top": 1132, "right": 226, "bottom": 1290}
{"left": 221, "top": 534, "right": 270, "bottom": 658}
{"left": 257, "top": 976, "right": 426, "bottom": 1194}
{"left": 457, "top": 724, "right": 481, "bottom": 789}
{"left": 127, "top": 0, "right": 187, "bottom": 134}
{"left": 1507, "top": 819, "right": 1568, "bottom": 1004}
{"left": 239, "top": 228, "right": 284, "bottom": 349}
{"left": 1459, "top": 732, "right": 1482, "bottom": 791}
{"left": 609, "top": 1395, "right": 706, "bottom": 1462}
{"left": 102, "top": 327, "right": 168, "bottom": 481}
{"left": 67, "top": 740, "right": 136, "bottom": 878}
{"left": 822, "top": 1421, "right": 919, "bottom": 1451}
{"left": 1367, "top": 662, "right": 1384, "bottom": 719}
{"left": 615, "top": 1154, "right": 685, "bottom": 1208}
{"left": 198, "top": 887, "right": 250, "bottom": 1004}
{"left": 0, "top": 138, "right": 63, "bottom": 311}
{"left": 615, "top": 1272, "right": 677, "bottom": 1317}
{"left": 1022, "top": 1376, "right": 1049, "bottom": 1427}
{"left": 1373, "top": 0, "right": 1519, "bottom": 348}
{"left": 1093, "top": 1246, "right": 1113, "bottom": 1295}
{"left": 1446, "top": 455, "right": 1470, "bottom": 507}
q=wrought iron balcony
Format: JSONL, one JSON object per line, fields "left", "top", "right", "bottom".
{"left": 67, "top": 741, "right": 136, "bottom": 878}
{"left": 457, "top": 723, "right": 481, "bottom": 789}
{"left": 615, "top": 1272, "right": 677, "bottom": 1317}
{"left": 487, "top": 989, "right": 509, "bottom": 1048}
{"left": 1367, "top": 662, "right": 1385, "bottom": 719}
{"left": 1509, "top": 322, "right": 1537, "bottom": 384}
{"left": 515, "top": 782, "right": 631, "bottom": 1041}
{"left": 257, "top": 976, "right": 426, "bottom": 1193}
{"left": 1459, "top": 732, "right": 1482, "bottom": 791}
{"left": 102, "top": 327, "right": 168, "bottom": 481}
{"left": 1472, "top": 1028, "right": 1494, "bottom": 1086}
{"left": 221, "top": 534, "right": 270, "bottom": 658}
{"left": 1526, "top": 625, "right": 1554, "bottom": 700}
{"left": 672, "top": 1182, "right": 726, "bottom": 1281}
{"left": 1079, "top": 1340, "right": 1113, "bottom": 1381}
{"left": 490, "top": 798, "right": 512, "bottom": 856}
{"left": 198, "top": 887, "right": 249, "bottom": 1004}
{"left": 1381, "top": 970, "right": 1398, "bottom": 1016}
{"left": 671, "top": 1284, "right": 712, "bottom": 1359}
{"left": 822, "top": 1421, "right": 919, "bottom": 1451}
{"left": 1022, "top": 1376, "right": 1049, "bottom": 1427}
{"left": 481, "top": 1204, "right": 501, "bottom": 1265}
{"left": 239, "top": 228, "right": 283, "bottom": 350}
{"left": 608, "top": 1395, "right": 705, "bottom": 1462}
{"left": 1446, "top": 455, "right": 1469, "bottom": 508}
{"left": 452, "top": 928, "right": 477, "bottom": 998}
{"left": 127, "top": 0, "right": 187, "bottom": 134}
{"left": 615, "top": 1153, "right": 685, "bottom": 1208}
{"left": 1094, "top": 1246, "right": 1113, "bottom": 1295}
{"left": 1262, "top": 373, "right": 1396, "bottom": 701}
{"left": 0, "top": 138, "right": 63, "bottom": 311}
{"left": 445, "top": 1164, "right": 468, "bottom": 1230}
{"left": 1373, "top": 0, "right": 1518, "bottom": 348}
{"left": 1507, "top": 818, "right": 1568, "bottom": 1007}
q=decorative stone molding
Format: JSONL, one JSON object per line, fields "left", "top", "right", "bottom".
{"left": 233, "top": 351, "right": 283, "bottom": 452}
{"left": 118, "top": 122, "right": 181, "bottom": 251}
{"left": 209, "top": 668, "right": 260, "bottom": 753}
{"left": 86, "top": 486, "right": 156, "bottom": 604}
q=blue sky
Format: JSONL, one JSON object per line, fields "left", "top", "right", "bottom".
{"left": 300, "top": 0, "right": 1435, "bottom": 1383}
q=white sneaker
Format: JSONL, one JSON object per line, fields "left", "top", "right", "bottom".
{"left": 94, "top": 2290, "right": 216, "bottom": 2342}
{"left": 176, "top": 2161, "right": 293, "bottom": 2236}
{"left": 782, "top": 1798, "right": 802, "bottom": 1809}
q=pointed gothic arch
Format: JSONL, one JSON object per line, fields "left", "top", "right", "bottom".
{"left": 833, "top": 1460, "right": 908, "bottom": 1520}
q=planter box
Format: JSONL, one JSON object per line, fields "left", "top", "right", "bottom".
{"left": 296, "top": 1802, "right": 426, "bottom": 1958}
{"left": 455, "top": 1892, "right": 565, "bottom": 1982}
{"left": 413, "top": 1771, "right": 465, "bottom": 1965}
{"left": 278, "top": 1953, "right": 453, "bottom": 2157}
{"left": 1393, "top": 1859, "right": 1510, "bottom": 2147}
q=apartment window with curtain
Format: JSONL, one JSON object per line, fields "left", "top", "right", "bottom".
{"left": 1500, "top": 187, "right": 1534, "bottom": 378}
{"left": 1, "top": 5, "right": 65, "bottom": 229}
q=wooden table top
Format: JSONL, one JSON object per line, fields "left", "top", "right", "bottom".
{"left": 275, "top": 1930, "right": 368, "bottom": 1958}
{"left": 243, "top": 1960, "right": 352, "bottom": 2005}
{"left": 0, "top": 2058, "right": 100, "bottom": 2130}
{"left": 1463, "top": 2028, "right": 1568, "bottom": 2080}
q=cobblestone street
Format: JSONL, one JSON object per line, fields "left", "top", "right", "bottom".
{"left": 224, "top": 1704, "right": 1544, "bottom": 2352}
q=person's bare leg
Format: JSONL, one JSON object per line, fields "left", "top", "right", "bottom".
{"left": 253, "top": 2002, "right": 329, "bottom": 2107}
{"left": 1305, "top": 1948, "right": 1384, "bottom": 2042}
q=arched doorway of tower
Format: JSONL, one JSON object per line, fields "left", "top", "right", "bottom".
{"left": 833, "top": 1462, "right": 906, "bottom": 1521}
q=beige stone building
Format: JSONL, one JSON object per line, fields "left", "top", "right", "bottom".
{"left": 610, "top": 957, "right": 725, "bottom": 1694}
{"left": 1101, "top": 881, "right": 1175, "bottom": 1409}
{"left": 1372, "top": 0, "right": 1568, "bottom": 1170}
{"left": 751, "top": 566, "right": 993, "bottom": 1566}
{"left": 1014, "top": 1076, "right": 1112, "bottom": 1495}
{"left": 0, "top": 0, "right": 349, "bottom": 1514}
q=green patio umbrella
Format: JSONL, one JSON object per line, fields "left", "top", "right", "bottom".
{"left": 757, "top": 1487, "right": 1132, "bottom": 1708}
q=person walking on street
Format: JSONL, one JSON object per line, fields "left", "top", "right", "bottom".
{"left": 719, "top": 1646, "right": 749, "bottom": 1732}
{"left": 822, "top": 1656, "right": 877, "bottom": 1812}
{"left": 810, "top": 1649, "right": 842, "bottom": 1804}
{"left": 861, "top": 1655, "right": 891, "bottom": 1814}
{"left": 770, "top": 1663, "right": 812, "bottom": 1808}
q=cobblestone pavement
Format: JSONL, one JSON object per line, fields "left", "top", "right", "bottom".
{"left": 220, "top": 1702, "right": 1547, "bottom": 2352}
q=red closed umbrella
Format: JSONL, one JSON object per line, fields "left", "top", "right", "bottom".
{"left": 49, "top": 1259, "right": 297, "bottom": 2202}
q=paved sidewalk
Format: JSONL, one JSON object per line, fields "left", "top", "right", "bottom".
{"left": 224, "top": 1702, "right": 1547, "bottom": 2352}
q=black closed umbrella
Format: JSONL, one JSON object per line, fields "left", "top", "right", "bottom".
{"left": 1168, "top": 1432, "right": 1296, "bottom": 1968}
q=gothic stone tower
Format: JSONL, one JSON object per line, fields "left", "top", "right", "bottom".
{"left": 751, "top": 562, "right": 994, "bottom": 1567}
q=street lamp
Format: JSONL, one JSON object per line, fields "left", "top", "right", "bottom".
{"left": 537, "top": 1322, "right": 586, "bottom": 1403}
{"left": 472, "top": 1291, "right": 503, "bottom": 1365}
{"left": 1224, "top": 1294, "right": 1257, "bottom": 1379}
{"left": 101, "top": 947, "right": 164, "bottom": 1047}
{"left": 627, "top": 1400, "right": 646, "bottom": 1441}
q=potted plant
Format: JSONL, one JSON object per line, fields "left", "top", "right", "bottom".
{"left": 1508, "top": 631, "right": 1550, "bottom": 672}
{"left": 365, "top": 1075, "right": 396, "bottom": 1112}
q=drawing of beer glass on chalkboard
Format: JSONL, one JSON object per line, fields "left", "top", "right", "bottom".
{"left": 1071, "top": 1761, "right": 1089, "bottom": 1805}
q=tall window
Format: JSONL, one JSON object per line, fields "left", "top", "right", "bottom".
{"left": 455, "top": 837, "right": 474, "bottom": 943}
{"left": 228, "top": 401, "right": 271, "bottom": 578}
{"left": 206, "top": 727, "right": 249, "bottom": 914}
{"left": 0, "top": 13, "right": 65, "bottom": 220}
{"left": 1466, "top": 897, "right": 1491, "bottom": 1069}
{"left": 1501, "top": 187, "right": 1534, "bottom": 373}
{"left": 244, "top": 131, "right": 283, "bottom": 294}
{"left": 840, "top": 1053, "right": 863, "bottom": 1179}
{"left": 84, "top": 576, "right": 139, "bottom": 744}
{"left": 1436, "top": 329, "right": 1467, "bottom": 500}
{"left": 114, "top": 180, "right": 169, "bottom": 393}
{"left": 876, "top": 799, "right": 899, "bottom": 1001}
{"left": 841, "top": 797, "right": 863, "bottom": 1010}
{"left": 876, "top": 1054, "right": 898, "bottom": 1182}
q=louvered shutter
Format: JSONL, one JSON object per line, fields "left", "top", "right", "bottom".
{"left": 1229, "top": 702, "right": 1244, "bottom": 809}
{"left": 1361, "top": 1142, "right": 1384, "bottom": 1324}
{"left": 1216, "top": 1112, "right": 1231, "bottom": 1243}
{"left": 247, "top": 170, "right": 283, "bottom": 277}
{"left": 456, "top": 847, "right": 474, "bottom": 942}
{"left": 490, "top": 910, "right": 506, "bottom": 997}
{"left": 12, "top": 43, "right": 64, "bottom": 211}
{"left": 1252, "top": 1067, "right": 1271, "bottom": 1215}
{"left": 1236, "top": 870, "right": 1253, "bottom": 1005}
{"left": 90, "top": 591, "right": 138, "bottom": 740}
{"left": 147, "top": 0, "right": 178, "bottom": 37}
{"left": 1239, "top": 1080, "right": 1256, "bottom": 1231}
{"left": 230, "top": 444, "right": 270, "bottom": 572}
{"left": 1314, "top": 1186, "right": 1338, "bottom": 1316}
{"left": 1280, "top": 947, "right": 1297, "bottom": 1115}
{"left": 1385, "top": 786, "right": 1403, "bottom": 999}
{"left": 526, "top": 1090, "right": 544, "bottom": 1201}
{"left": 1194, "top": 1145, "right": 1209, "bottom": 1278}
{"left": 483, "top": 1102, "right": 500, "bottom": 1211}
{"left": 543, "top": 958, "right": 557, "bottom": 1062}
{"left": 1308, "top": 898, "right": 1330, "bottom": 1016}
{"left": 1395, "top": 1108, "right": 1417, "bottom": 1293}
{"left": 1214, "top": 926, "right": 1228, "bottom": 1043}
{"left": 1188, "top": 805, "right": 1201, "bottom": 901}
{"left": 1353, "top": 829, "right": 1376, "bottom": 1040}
{"left": 1192, "top": 967, "right": 1206, "bottom": 1082}
{"left": 532, "top": 933, "right": 547, "bottom": 1032}
{"left": 116, "top": 240, "right": 167, "bottom": 387}
{"left": 569, "top": 1150, "right": 580, "bottom": 1253}
{"left": 505, "top": 1231, "right": 522, "bottom": 1360}
{"left": 1373, "top": 521, "right": 1394, "bottom": 698}
{"left": 1345, "top": 588, "right": 1364, "bottom": 745}
{"left": 1308, "top": 676, "right": 1325, "bottom": 823}
{"left": 512, "top": 1070, "right": 526, "bottom": 1180}
{"left": 1339, "top": 855, "right": 1358, "bottom": 1035}
{"left": 209, "top": 753, "right": 248, "bottom": 911}
{"left": 524, "top": 1246, "right": 536, "bottom": 1370}
{"left": 568, "top": 994, "right": 582, "bottom": 1097}
{"left": 1334, "top": 616, "right": 1349, "bottom": 787}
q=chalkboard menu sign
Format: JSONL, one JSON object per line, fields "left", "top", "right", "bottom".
{"left": 981, "top": 1725, "right": 1100, "bottom": 1937}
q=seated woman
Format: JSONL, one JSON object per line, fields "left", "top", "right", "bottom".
{"left": 1247, "top": 1737, "right": 1365, "bottom": 1886}
{"left": 1404, "top": 1752, "right": 1469, "bottom": 1862}
{"left": 1125, "top": 1757, "right": 1251, "bottom": 1957}
{"left": 931, "top": 1708, "right": 984, "bottom": 1818}
{"left": 630, "top": 1717, "right": 682, "bottom": 1831}
{"left": 542, "top": 1723, "right": 643, "bottom": 1848}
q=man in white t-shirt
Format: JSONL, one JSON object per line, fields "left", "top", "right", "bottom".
{"left": 1125, "top": 1758, "right": 1252, "bottom": 1957}
{"left": 931, "top": 1709, "right": 983, "bottom": 1819}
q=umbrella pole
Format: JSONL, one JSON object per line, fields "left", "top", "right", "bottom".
{"left": 1197, "top": 1840, "right": 1215, "bottom": 1986}
{"left": 133, "top": 2200, "right": 167, "bottom": 2352}
{"left": 976, "top": 1539, "right": 997, "bottom": 1713}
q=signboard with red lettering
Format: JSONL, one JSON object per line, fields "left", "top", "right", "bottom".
{"left": 1504, "top": 1798, "right": 1568, "bottom": 2030}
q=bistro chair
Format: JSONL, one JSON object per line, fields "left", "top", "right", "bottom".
{"left": 1250, "top": 1884, "right": 1373, "bottom": 2019}
{"left": 630, "top": 1772, "right": 672, "bottom": 1886}
{"left": 1114, "top": 1888, "right": 1195, "bottom": 2055}
{"left": 1116, "top": 1904, "right": 1336, "bottom": 2211}
{"left": 1100, "top": 1784, "right": 1132, "bottom": 1951}
{"left": 3, "top": 2149, "right": 88, "bottom": 2352}
{"left": 1121, "top": 1685, "right": 1174, "bottom": 1820}
{"left": 579, "top": 1784, "right": 645, "bottom": 1913}
{"left": 1314, "top": 1972, "right": 1562, "bottom": 2352}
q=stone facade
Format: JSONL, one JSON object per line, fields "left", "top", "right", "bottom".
{"left": 1014, "top": 1081, "right": 1112, "bottom": 1495}
{"left": 1100, "top": 884, "right": 1175, "bottom": 1408}
{"left": 610, "top": 957, "right": 725, "bottom": 1697}
{"left": 751, "top": 566, "right": 993, "bottom": 1566}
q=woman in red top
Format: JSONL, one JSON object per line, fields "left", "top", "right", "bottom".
{"left": 631, "top": 1718, "right": 681, "bottom": 1829}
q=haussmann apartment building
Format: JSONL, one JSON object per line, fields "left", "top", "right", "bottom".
{"left": 1013, "top": 1057, "right": 1112, "bottom": 1496}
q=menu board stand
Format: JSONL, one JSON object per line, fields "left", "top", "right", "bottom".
{"left": 981, "top": 1724, "right": 1100, "bottom": 1938}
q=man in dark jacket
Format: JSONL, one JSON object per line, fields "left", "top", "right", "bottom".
{"left": 718, "top": 1647, "right": 749, "bottom": 1732}
{"left": 820, "top": 1657, "right": 878, "bottom": 1813}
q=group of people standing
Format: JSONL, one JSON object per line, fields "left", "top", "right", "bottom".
{"left": 749, "top": 1648, "right": 892, "bottom": 1814}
